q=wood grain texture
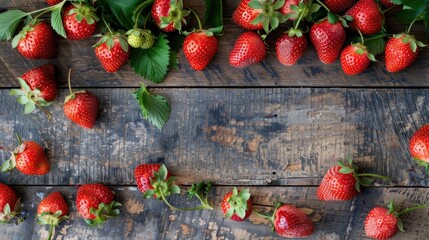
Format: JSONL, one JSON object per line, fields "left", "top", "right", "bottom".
{"left": 1, "top": 88, "right": 428, "bottom": 186}
{"left": 0, "top": 186, "right": 428, "bottom": 240}
{"left": 1, "top": 1, "right": 429, "bottom": 88}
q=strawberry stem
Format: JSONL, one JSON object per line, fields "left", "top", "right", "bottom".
{"left": 188, "top": 8, "right": 203, "bottom": 31}
{"left": 316, "top": 0, "right": 331, "bottom": 13}
{"left": 26, "top": 0, "right": 66, "bottom": 17}
{"left": 47, "top": 224, "right": 54, "bottom": 240}
{"left": 357, "top": 29, "right": 365, "bottom": 45}
{"left": 397, "top": 203, "right": 428, "bottom": 216}
{"left": 34, "top": 102, "right": 53, "bottom": 122}
{"left": 16, "top": 134, "right": 22, "bottom": 145}
{"left": 406, "top": 7, "right": 429, "bottom": 34}
{"left": 67, "top": 69, "right": 74, "bottom": 97}
{"left": 160, "top": 192, "right": 212, "bottom": 211}
{"left": 356, "top": 173, "right": 392, "bottom": 181}
{"left": 102, "top": 15, "right": 113, "bottom": 34}
{"left": 292, "top": 2, "right": 308, "bottom": 30}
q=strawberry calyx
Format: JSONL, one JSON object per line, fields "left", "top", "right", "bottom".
{"left": 417, "top": 160, "right": 429, "bottom": 174}
{"left": 351, "top": 43, "right": 376, "bottom": 61}
{"left": 386, "top": 200, "right": 428, "bottom": 232}
{"left": 159, "top": 0, "right": 190, "bottom": 31}
{"left": 84, "top": 201, "right": 122, "bottom": 227}
{"left": 11, "top": 20, "right": 40, "bottom": 49}
{"left": 0, "top": 198, "right": 23, "bottom": 224}
{"left": 93, "top": 31, "right": 129, "bottom": 53}
{"left": 1, "top": 136, "right": 25, "bottom": 173}
{"left": 224, "top": 187, "right": 250, "bottom": 219}
{"left": 254, "top": 202, "right": 285, "bottom": 232}
{"left": 248, "top": 0, "right": 286, "bottom": 34}
{"left": 393, "top": 33, "right": 427, "bottom": 53}
{"left": 37, "top": 210, "right": 68, "bottom": 240}
{"left": 10, "top": 78, "right": 53, "bottom": 115}
{"left": 67, "top": 2, "right": 99, "bottom": 25}
{"left": 64, "top": 69, "right": 86, "bottom": 104}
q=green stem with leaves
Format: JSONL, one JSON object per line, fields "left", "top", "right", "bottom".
{"left": 406, "top": 7, "right": 429, "bottom": 34}
{"left": 160, "top": 192, "right": 212, "bottom": 211}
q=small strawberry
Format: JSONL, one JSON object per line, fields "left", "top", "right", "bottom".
{"left": 340, "top": 42, "right": 376, "bottom": 75}
{"left": 385, "top": 33, "right": 426, "bottom": 73}
{"left": 62, "top": 3, "right": 99, "bottom": 40}
{"left": 346, "top": 0, "right": 383, "bottom": 35}
{"left": 221, "top": 187, "right": 252, "bottom": 221}
{"left": 232, "top": 0, "right": 285, "bottom": 32}
{"left": 134, "top": 163, "right": 169, "bottom": 195}
{"left": 94, "top": 32, "right": 130, "bottom": 73}
{"left": 184, "top": 31, "right": 218, "bottom": 71}
{"left": 64, "top": 70, "right": 99, "bottom": 129}
{"left": 12, "top": 21, "right": 56, "bottom": 59}
{"left": 256, "top": 203, "right": 314, "bottom": 238}
{"left": 409, "top": 124, "right": 429, "bottom": 173}
{"left": 125, "top": 28, "right": 147, "bottom": 48}
{"left": 317, "top": 157, "right": 391, "bottom": 201}
{"left": 229, "top": 31, "right": 266, "bottom": 67}
{"left": 37, "top": 192, "right": 68, "bottom": 240}
{"left": 322, "top": 0, "right": 356, "bottom": 14}
{"left": 310, "top": 19, "right": 346, "bottom": 64}
{"left": 275, "top": 30, "right": 307, "bottom": 66}
{"left": 76, "top": 183, "right": 121, "bottom": 226}
{"left": 45, "top": 0, "right": 62, "bottom": 6}
{"left": 151, "top": 0, "right": 190, "bottom": 32}
{"left": 139, "top": 30, "right": 156, "bottom": 49}
{"left": 1, "top": 136, "right": 50, "bottom": 175}
{"left": 10, "top": 64, "right": 57, "bottom": 116}
{"left": 364, "top": 201, "right": 427, "bottom": 239}
{"left": 0, "top": 183, "right": 22, "bottom": 224}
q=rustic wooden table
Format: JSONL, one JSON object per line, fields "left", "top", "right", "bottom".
{"left": 1, "top": 0, "right": 429, "bottom": 239}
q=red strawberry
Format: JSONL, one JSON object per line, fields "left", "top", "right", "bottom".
{"left": 340, "top": 43, "right": 375, "bottom": 75}
{"left": 94, "top": 32, "right": 130, "bottom": 73}
{"left": 76, "top": 183, "right": 121, "bottom": 226}
{"left": 134, "top": 163, "right": 175, "bottom": 198}
{"left": 1, "top": 138, "right": 50, "bottom": 175}
{"left": 317, "top": 158, "right": 391, "bottom": 201}
{"left": 221, "top": 188, "right": 252, "bottom": 221}
{"left": 229, "top": 31, "right": 266, "bottom": 67}
{"left": 0, "top": 183, "right": 22, "bottom": 224}
{"left": 279, "top": 0, "right": 301, "bottom": 20}
{"left": 322, "top": 0, "right": 356, "bottom": 14}
{"left": 365, "top": 201, "right": 427, "bottom": 239}
{"left": 233, "top": 0, "right": 263, "bottom": 30}
{"left": 151, "top": 0, "right": 190, "bottom": 32}
{"left": 62, "top": 3, "right": 99, "bottom": 40}
{"left": 275, "top": 32, "right": 307, "bottom": 66}
{"left": 63, "top": 70, "right": 99, "bottom": 129}
{"left": 183, "top": 31, "right": 218, "bottom": 71}
{"left": 409, "top": 124, "right": 429, "bottom": 173}
{"left": 37, "top": 192, "right": 69, "bottom": 240}
{"left": 45, "top": 0, "right": 62, "bottom": 5}
{"left": 232, "top": 0, "right": 284, "bottom": 31}
{"left": 12, "top": 21, "right": 56, "bottom": 59}
{"left": 346, "top": 0, "right": 383, "bottom": 35}
{"left": 10, "top": 64, "right": 57, "bottom": 115}
{"left": 379, "top": 0, "right": 397, "bottom": 8}
{"left": 310, "top": 19, "right": 346, "bottom": 64}
{"left": 385, "top": 33, "right": 425, "bottom": 73}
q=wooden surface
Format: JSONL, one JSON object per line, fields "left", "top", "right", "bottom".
{"left": 1, "top": 0, "right": 429, "bottom": 239}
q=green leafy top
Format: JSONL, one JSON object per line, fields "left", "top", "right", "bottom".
{"left": 85, "top": 201, "right": 122, "bottom": 227}
{"left": 225, "top": 187, "right": 251, "bottom": 219}
{"left": 248, "top": 0, "right": 286, "bottom": 35}
{"left": 186, "top": 181, "right": 213, "bottom": 210}
{"left": 0, "top": 198, "right": 23, "bottom": 224}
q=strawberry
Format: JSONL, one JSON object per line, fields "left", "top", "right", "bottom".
{"left": 64, "top": 70, "right": 99, "bottom": 129}
{"left": 340, "top": 43, "right": 375, "bottom": 75}
{"left": 94, "top": 32, "right": 130, "bottom": 73}
{"left": 37, "top": 192, "right": 68, "bottom": 240}
{"left": 346, "top": 0, "right": 383, "bottom": 35}
{"left": 275, "top": 32, "right": 307, "bottom": 66}
{"left": 385, "top": 33, "right": 426, "bottom": 73}
{"left": 232, "top": 0, "right": 285, "bottom": 32}
{"left": 183, "top": 31, "right": 218, "bottom": 71}
{"left": 309, "top": 19, "right": 346, "bottom": 64}
{"left": 0, "top": 183, "right": 22, "bottom": 224}
{"left": 45, "top": 0, "right": 62, "bottom": 5}
{"left": 1, "top": 137, "right": 50, "bottom": 175}
{"left": 139, "top": 30, "right": 156, "bottom": 49}
{"left": 279, "top": 0, "right": 301, "bottom": 20}
{"left": 364, "top": 201, "right": 427, "bottom": 239}
{"left": 12, "top": 21, "right": 56, "bottom": 59}
{"left": 151, "top": 0, "right": 190, "bottom": 32}
{"left": 62, "top": 3, "right": 99, "bottom": 40}
{"left": 76, "top": 183, "right": 121, "bottom": 226}
{"left": 317, "top": 157, "right": 391, "bottom": 201}
{"left": 229, "top": 31, "right": 266, "bottom": 67}
{"left": 221, "top": 187, "right": 252, "bottom": 221}
{"left": 10, "top": 64, "right": 57, "bottom": 115}
{"left": 322, "top": 0, "right": 356, "bottom": 14}
{"left": 134, "top": 163, "right": 166, "bottom": 194}
{"left": 125, "top": 28, "right": 146, "bottom": 48}
{"left": 409, "top": 124, "right": 429, "bottom": 173}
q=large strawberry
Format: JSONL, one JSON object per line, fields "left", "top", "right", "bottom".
{"left": 62, "top": 3, "right": 99, "bottom": 40}
{"left": 323, "top": 0, "right": 355, "bottom": 14}
{"left": 275, "top": 31, "right": 307, "bottom": 66}
{"left": 94, "top": 32, "right": 130, "bottom": 73}
{"left": 12, "top": 21, "right": 56, "bottom": 59}
{"left": 76, "top": 183, "right": 121, "bottom": 226}
{"left": 340, "top": 43, "right": 375, "bottom": 75}
{"left": 229, "top": 31, "right": 266, "bottom": 67}
{"left": 317, "top": 157, "right": 391, "bottom": 201}
{"left": 409, "top": 124, "right": 429, "bottom": 173}
{"left": 1, "top": 137, "right": 50, "bottom": 175}
{"left": 37, "top": 192, "right": 68, "bottom": 240}
{"left": 10, "top": 64, "right": 57, "bottom": 115}
{"left": 63, "top": 70, "right": 99, "bottom": 129}
{"left": 183, "top": 31, "right": 218, "bottom": 71}
{"left": 346, "top": 0, "right": 383, "bottom": 35}
{"left": 151, "top": 0, "right": 190, "bottom": 32}
{"left": 221, "top": 187, "right": 252, "bottom": 221}
{"left": 310, "top": 19, "right": 346, "bottom": 64}
{"left": 364, "top": 201, "right": 427, "bottom": 239}
{"left": 232, "top": 0, "right": 285, "bottom": 32}
{"left": 385, "top": 33, "right": 425, "bottom": 73}
{"left": 0, "top": 183, "right": 22, "bottom": 224}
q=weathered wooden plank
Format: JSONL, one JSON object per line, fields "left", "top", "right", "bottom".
{"left": 0, "top": 88, "right": 428, "bottom": 186}
{"left": 0, "top": 186, "right": 427, "bottom": 240}
{"left": 1, "top": 1, "right": 429, "bottom": 88}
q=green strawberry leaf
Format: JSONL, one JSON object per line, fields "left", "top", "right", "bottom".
{"left": 51, "top": 1, "right": 67, "bottom": 38}
{"left": 97, "top": 0, "right": 143, "bottom": 29}
{"left": 132, "top": 84, "right": 171, "bottom": 130}
{"left": 0, "top": 10, "right": 28, "bottom": 41}
{"left": 394, "top": 1, "right": 429, "bottom": 24}
{"left": 365, "top": 35, "right": 386, "bottom": 56}
{"left": 130, "top": 33, "right": 170, "bottom": 83}
{"left": 204, "top": 0, "right": 224, "bottom": 35}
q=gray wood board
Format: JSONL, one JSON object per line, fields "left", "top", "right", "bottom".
{"left": 0, "top": 88, "right": 428, "bottom": 186}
